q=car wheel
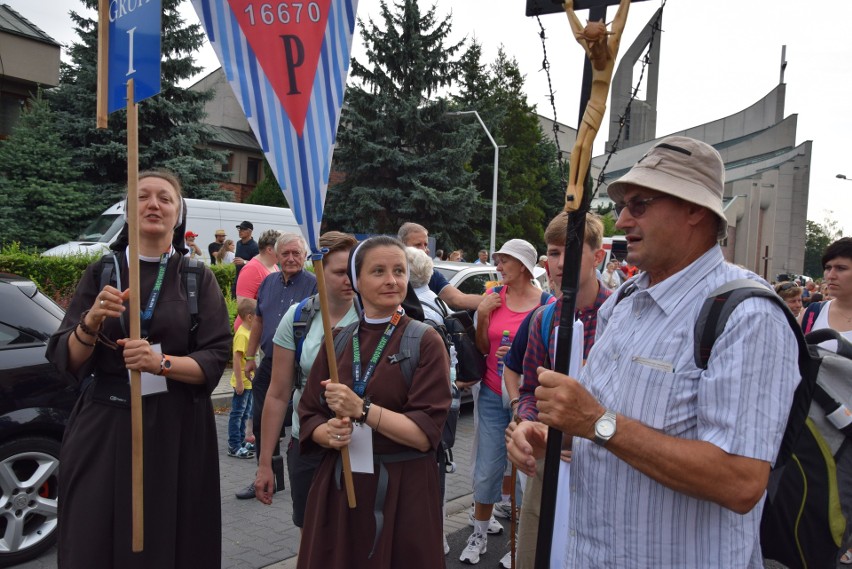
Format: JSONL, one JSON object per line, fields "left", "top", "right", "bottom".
{"left": 0, "top": 437, "right": 60, "bottom": 567}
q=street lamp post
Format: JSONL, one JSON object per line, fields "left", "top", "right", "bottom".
{"left": 448, "top": 110, "right": 500, "bottom": 259}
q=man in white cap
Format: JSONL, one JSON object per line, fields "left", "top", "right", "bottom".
{"left": 507, "top": 136, "right": 800, "bottom": 567}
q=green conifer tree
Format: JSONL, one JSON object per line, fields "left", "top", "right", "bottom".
{"left": 324, "top": 0, "right": 485, "bottom": 248}
{"left": 0, "top": 94, "right": 101, "bottom": 249}
{"left": 47, "top": 0, "right": 228, "bottom": 201}
{"left": 454, "top": 46, "right": 563, "bottom": 249}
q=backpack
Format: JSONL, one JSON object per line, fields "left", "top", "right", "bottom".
{"left": 292, "top": 294, "right": 323, "bottom": 390}
{"left": 332, "top": 319, "right": 462, "bottom": 451}
{"left": 286, "top": 294, "right": 362, "bottom": 426}
{"left": 688, "top": 279, "right": 849, "bottom": 569}
{"left": 99, "top": 252, "right": 203, "bottom": 350}
{"left": 801, "top": 301, "right": 824, "bottom": 335}
{"left": 420, "top": 296, "right": 485, "bottom": 384}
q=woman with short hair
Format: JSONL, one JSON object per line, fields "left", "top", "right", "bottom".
{"left": 774, "top": 281, "right": 803, "bottom": 318}
{"left": 801, "top": 238, "right": 852, "bottom": 565}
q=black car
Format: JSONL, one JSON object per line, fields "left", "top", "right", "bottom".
{"left": 0, "top": 274, "right": 77, "bottom": 567}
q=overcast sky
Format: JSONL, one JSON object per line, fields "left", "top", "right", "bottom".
{"left": 9, "top": 0, "right": 852, "bottom": 235}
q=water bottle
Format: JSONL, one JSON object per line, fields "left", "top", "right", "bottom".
{"left": 449, "top": 344, "right": 458, "bottom": 385}
{"left": 496, "top": 330, "right": 512, "bottom": 379}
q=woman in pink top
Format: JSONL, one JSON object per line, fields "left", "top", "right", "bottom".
{"left": 461, "top": 239, "right": 552, "bottom": 565}
{"left": 234, "top": 229, "right": 280, "bottom": 330}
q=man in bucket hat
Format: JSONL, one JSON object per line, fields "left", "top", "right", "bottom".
{"left": 507, "top": 136, "right": 800, "bottom": 567}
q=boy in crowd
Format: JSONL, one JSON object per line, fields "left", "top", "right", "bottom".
{"left": 500, "top": 211, "right": 609, "bottom": 569}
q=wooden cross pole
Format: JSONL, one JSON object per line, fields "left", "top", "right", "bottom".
{"left": 96, "top": 0, "right": 109, "bottom": 129}
{"left": 313, "top": 254, "right": 357, "bottom": 508}
{"left": 126, "top": 78, "right": 145, "bottom": 552}
{"left": 530, "top": 1, "right": 637, "bottom": 567}
{"left": 97, "top": 0, "right": 165, "bottom": 549}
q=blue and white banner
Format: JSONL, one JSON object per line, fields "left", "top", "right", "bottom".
{"left": 191, "top": 0, "right": 359, "bottom": 251}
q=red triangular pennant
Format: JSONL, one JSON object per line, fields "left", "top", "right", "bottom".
{"left": 228, "top": 0, "right": 332, "bottom": 135}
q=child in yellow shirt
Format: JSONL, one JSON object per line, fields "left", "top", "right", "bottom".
{"left": 228, "top": 298, "right": 256, "bottom": 458}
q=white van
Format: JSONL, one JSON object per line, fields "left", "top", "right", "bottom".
{"left": 42, "top": 199, "right": 301, "bottom": 262}
{"left": 599, "top": 236, "right": 628, "bottom": 271}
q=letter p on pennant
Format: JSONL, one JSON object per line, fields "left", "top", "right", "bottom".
{"left": 228, "top": 0, "right": 332, "bottom": 136}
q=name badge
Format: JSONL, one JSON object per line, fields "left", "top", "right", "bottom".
{"left": 348, "top": 422, "right": 374, "bottom": 474}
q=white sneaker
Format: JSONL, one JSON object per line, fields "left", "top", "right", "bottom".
{"left": 443, "top": 533, "right": 449, "bottom": 555}
{"left": 459, "top": 531, "right": 487, "bottom": 564}
{"left": 467, "top": 511, "right": 504, "bottom": 535}
{"left": 493, "top": 500, "right": 513, "bottom": 519}
{"left": 499, "top": 550, "right": 512, "bottom": 569}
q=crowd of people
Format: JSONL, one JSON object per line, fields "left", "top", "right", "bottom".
{"left": 47, "top": 136, "right": 852, "bottom": 568}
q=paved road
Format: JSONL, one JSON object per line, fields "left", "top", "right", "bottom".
{"left": 11, "top": 370, "right": 841, "bottom": 568}
{"left": 12, "top": 389, "right": 477, "bottom": 569}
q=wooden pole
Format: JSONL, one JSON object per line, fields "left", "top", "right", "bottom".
{"left": 536, "top": 2, "right": 630, "bottom": 566}
{"left": 313, "top": 256, "right": 357, "bottom": 508}
{"left": 96, "top": 0, "right": 109, "bottom": 129}
{"left": 126, "top": 79, "right": 144, "bottom": 551}
{"left": 510, "top": 465, "right": 517, "bottom": 569}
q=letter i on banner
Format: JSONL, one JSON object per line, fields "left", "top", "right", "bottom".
{"left": 191, "top": 0, "right": 361, "bottom": 506}
{"left": 95, "top": 0, "right": 162, "bottom": 553}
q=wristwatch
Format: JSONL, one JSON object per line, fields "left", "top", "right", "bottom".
{"left": 593, "top": 410, "right": 617, "bottom": 446}
{"left": 159, "top": 354, "right": 173, "bottom": 377}
{"left": 360, "top": 396, "right": 372, "bottom": 424}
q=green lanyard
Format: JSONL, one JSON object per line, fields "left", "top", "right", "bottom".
{"left": 140, "top": 253, "right": 169, "bottom": 338}
{"left": 352, "top": 307, "right": 403, "bottom": 396}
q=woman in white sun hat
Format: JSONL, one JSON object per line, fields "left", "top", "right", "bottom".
{"left": 461, "top": 238, "right": 554, "bottom": 566}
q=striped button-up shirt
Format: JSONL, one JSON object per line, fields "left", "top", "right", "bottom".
{"left": 561, "top": 246, "right": 799, "bottom": 568}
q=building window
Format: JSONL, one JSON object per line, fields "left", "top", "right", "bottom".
{"left": 0, "top": 94, "right": 26, "bottom": 138}
{"left": 247, "top": 158, "right": 261, "bottom": 185}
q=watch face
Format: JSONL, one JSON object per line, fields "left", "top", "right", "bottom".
{"left": 163, "top": 358, "right": 172, "bottom": 370}
{"left": 596, "top": 419, "right": 615, "bottom": 438}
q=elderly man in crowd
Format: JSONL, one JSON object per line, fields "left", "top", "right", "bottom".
{"left": 507, "top": 136, "right": 800, "bottom": 568}
{"left": 236, "top": 233, "right": 318, "bottom": 500}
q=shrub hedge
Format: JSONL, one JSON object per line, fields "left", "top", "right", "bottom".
{"left": 0, "top": 244, "right": 238, "bottom": 327}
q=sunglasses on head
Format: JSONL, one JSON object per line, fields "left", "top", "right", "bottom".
{"left": 614, "top": 195, "right": 673, "bottom": 219}
{"left": 776, "top": 282, "right": 798, "bottom": 293}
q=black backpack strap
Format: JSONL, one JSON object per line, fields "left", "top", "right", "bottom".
{"left": 333, "top": 321, "right": 360, "bottom": 359}
{"left": 395, "top": 320, "right": 430, "bottom": 389}
{"left": 614, "top": 280, "right": 639, "bottom": 305}
{"left": 331, "top": 320, "right": 429, "bottom": 390}
{"left": 693, "top": 279, "right": 798, "bottom": 369}
{"left": 99, "top": 253, "right": 120, "bottom": 291}
{"left": 181, "top": 257, "right": 202, "bottom": 349}
{"left": 99, "top": 253, "right": 128, "bottom": 337}
{"left": 693, "top": 278, "right": 814, "bottom": 468}
{"left": 293, "top": 294, "right": 320, "bottom": 389}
